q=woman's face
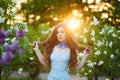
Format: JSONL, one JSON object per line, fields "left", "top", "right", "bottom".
{"left": 57, "top": 26, "right": 66, "bottom": 42}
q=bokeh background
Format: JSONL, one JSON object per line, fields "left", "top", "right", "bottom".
{"left": 0, "top": 0, "right": 120, "bottom": 80}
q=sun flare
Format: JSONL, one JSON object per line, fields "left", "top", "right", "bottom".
{"left": 67, "top": 19, "right": 80, "bottom": 30}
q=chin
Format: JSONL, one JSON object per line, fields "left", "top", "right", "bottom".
{"left": 58, "top": 40, "right": 63, "bottom": 42}
{"left": 60, "top": 40, "right": 65, "bottom": 42}
{"left": 58, "top": 38, "right": 65, "bottom": 42}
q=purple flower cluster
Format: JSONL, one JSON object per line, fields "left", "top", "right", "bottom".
{"left": 0, "top": 41, "right": 21, "bottom": 65}
{"left": 0, "top": 52, "right": 14, "bottom": 65}
{"left": 16, "top": 30, "right": 25, "bottom": 37}
{"left": 0, "top": 29, "right": 25, "bottom": 65}
{"left": 5, "top": 41, "right": 19, "bottom": 52}
{"left": 0, "top": 29, "right": 9, "bottom": 44}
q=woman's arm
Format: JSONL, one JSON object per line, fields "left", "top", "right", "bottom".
{"left": 75, "top": 46, "right": 91, "bottom": 70}
{"left": 33, "top": 41, "right": 48, "bottom": 66}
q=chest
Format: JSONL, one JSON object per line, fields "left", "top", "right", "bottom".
{"left": 50, "top": 46, "right": 70, "bottom": 62}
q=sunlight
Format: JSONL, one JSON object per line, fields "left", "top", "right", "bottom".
{"left": 72, "top": 9, "right": 79, "bottom": 16}
{"left": 87, "top": 0, "right": 94, "bottom": 4}
{"left": 67, "top": 19, "right": 80, "bottom": 30}
{"left": 53, "top": 17, "right": 58, "bottom": 21}
{"left": 101, "top": 13, "right": 108, "bottom": 18}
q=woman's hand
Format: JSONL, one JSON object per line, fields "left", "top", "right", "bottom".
{"left": 75, "top": 46, "right": 92, "bottom": 70}
{"left": 33, "top": 41, "right": 39, "bottom": 50}
{"left": 84, "top": 46, "right": 92, "bottom": 57}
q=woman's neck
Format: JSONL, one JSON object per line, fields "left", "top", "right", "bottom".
{"left": 57, "top": 42, "right": 68, "bottom": 49}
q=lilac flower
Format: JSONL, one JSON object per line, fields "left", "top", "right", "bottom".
{"left": 11, "top": 41, "right": 19, "bottom": 51}
{"left": 16, "top": 49, "right": 25, "bottom": 56}
{"left": 0, "top": 59, "right": 10, "bottom": 65}
{"left": 0, "top": 51, "right": 14, "bottom": 65}
{"left": 5, "top": 41, "right": 19, "bottom": 52}
{"left": 16, "top": 30, "right": 25, "bottom": 37}
{"left": 0, "top": 29, "right": 9, "bottom": 38}
{"left": 0, "top": 29, "right": 9, "bottom": 44}
{"left": 0, "top": 38, "right": 5, "bottom": 44}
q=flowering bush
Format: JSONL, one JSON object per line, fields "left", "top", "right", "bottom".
{"left": 0, "top": 29, "right": 25, "bottom": 65}
{"left": 76, "top": 16, "right": 120, "bottom": 80}
{"left": 0, "top": 0, "right": 33, "bottom": 80}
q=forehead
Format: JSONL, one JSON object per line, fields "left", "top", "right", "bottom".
{"left": 57, "top": 26, "right": 64, "bottom": 31}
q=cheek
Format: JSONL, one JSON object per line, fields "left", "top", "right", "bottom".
{"left": 63, "top": 34, "right": 66, "bottom": 39}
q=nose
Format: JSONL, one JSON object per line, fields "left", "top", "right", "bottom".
{"left": 57, "top": 33, "right": 62, "bottom": 37}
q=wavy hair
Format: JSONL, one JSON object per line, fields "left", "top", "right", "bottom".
{"left": 39, "top": 22, "right": 85, "bottom": 68}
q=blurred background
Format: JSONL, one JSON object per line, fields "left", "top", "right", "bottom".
{"left": 0, "top": 0, "right": 120, "bottom": 80}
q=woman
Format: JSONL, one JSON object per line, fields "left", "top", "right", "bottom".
{"left": 33, "top": 22, "right": 92, "bottom": 80}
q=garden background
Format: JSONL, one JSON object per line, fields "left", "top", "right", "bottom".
{"left": 0, "top": 0, "right": 120, "bottom": 80}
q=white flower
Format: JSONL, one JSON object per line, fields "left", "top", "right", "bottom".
{"left": 14, "top": 25, "right": 19, "bottom": 30}
{"left": 29, "top": 57, "right": 34, "bottom": 60}
{"left": 25, "top": 27, "right": 28, "bottom": 32}
{"left": 118, "top": 30, "right": 120, "bottom": 33}
{"left": 91, "top": 37, "right": 95, "bottom": 41}
{"left": 108, "top": 30, "right": 113, "bottom": 34}
{"left": 111, "top": 27, "right": 114, "bottom": 29}
{"left": 88, "top": 70, "right": 92, "bottom": 73}
{"left": 5, "top": 38, "right": 10, "bottom": 41}
{"left": 106, "top": 41, "right": 108, "bottom": 46}
{"left": 119, "top": 37, "right": 120, "bottom": 39}
{"left": 78, "top": 52, "right": 84, "bottom": 57}
{"left": 94, "top": 51, "right": 101, "bottom": 55}
{"left": 110, "top": 55, "right": 114, "bottom": 59}
{"left": 109, "top": 41, "right": 113, "bottom": 48}
{"left": 76, "top": 73, "right": 79, "bottom": 75}
{"left": 10, "top": 11, "right": 16, "bottom": 17}
{"left": 0, "top": 16, "right": 5, "bottom": 23}
{"left": 99, "top": 29, "right": 105, "bottom": 35}
{"left": 85, "top": 73, "right": 88, "bottom": 75}
{"left": 94, "top": 47, "right": 97, "bottom": 50}
{"left": 103, "top": 51, "right": 107, "bottom": 55}
{"left": 11, "top": 37, "right": 16, "bottom": 43}
{"left": 97, "top": 40, "right": 104, "bottom": 47}
{"left": 4, "top": 42, "right": 8, "bottom": 46}
{"left": 87, "top": 60, "right": 91, "bottom": 63}
{"left": 7, "top": 9, "right": 10, "bottom": 15}
{"left": 98, "top": 61, "right": 104, "bottom": 65}
{"left": 112, "top": 33, "right": 117, "bottom": 37}
{"left": 83, "top": 38, "right": 87, "bottom": 43}
{"left": 0, "top": 7, "right": 5, "bottom": 14}
{"left": 13, "top": 0, "right": 17, "bottom": 5}
{"left": 87, "top": 61, "right": 96, "bottom": 68}
{"left": 21, "top": 22, "right": 27, "bottom": 26}
{"left": 105, "top": 78, "right": 110, "bottom": 80}
{"left": 93, "top": 62, "right": 97, "bottom": 65}
{"left": 18, "top": 68, "right": 23, "bottom": 74}
{"left": 84, "top": 28, "right": 88, "bottom": 33}
{"left": 87, "top": 63, "right": 94, "bottom": 68}
{"left": 93, "top": 16, "right": 99, "bottom": 25}
{"left": 90, "top": 30, "right": 95, "bottom": 36}
{"left": 42, "top": 30, "right": 49, "bottom": 34}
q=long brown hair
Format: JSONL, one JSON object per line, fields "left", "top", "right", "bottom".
{"left": 40, "top": 22, "right": 85, "bottom": 68}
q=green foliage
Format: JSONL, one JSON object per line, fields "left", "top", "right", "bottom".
{"left": 77, "top": 18, "right": 120, "bottom": 79}
{"left": 28, "top": 24, "right": 51, "bottom": 42}
{"left": 0, "top": 0, "right": 34, "bottom": 80}
{"left": 18, "top": 0, "right": 120, "bottom": 28}
{"left": 1, "top": 75, "right": 41, "bottom": 80}
{"left": 1, "top": 0, "right": 120, "bottom": 80}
